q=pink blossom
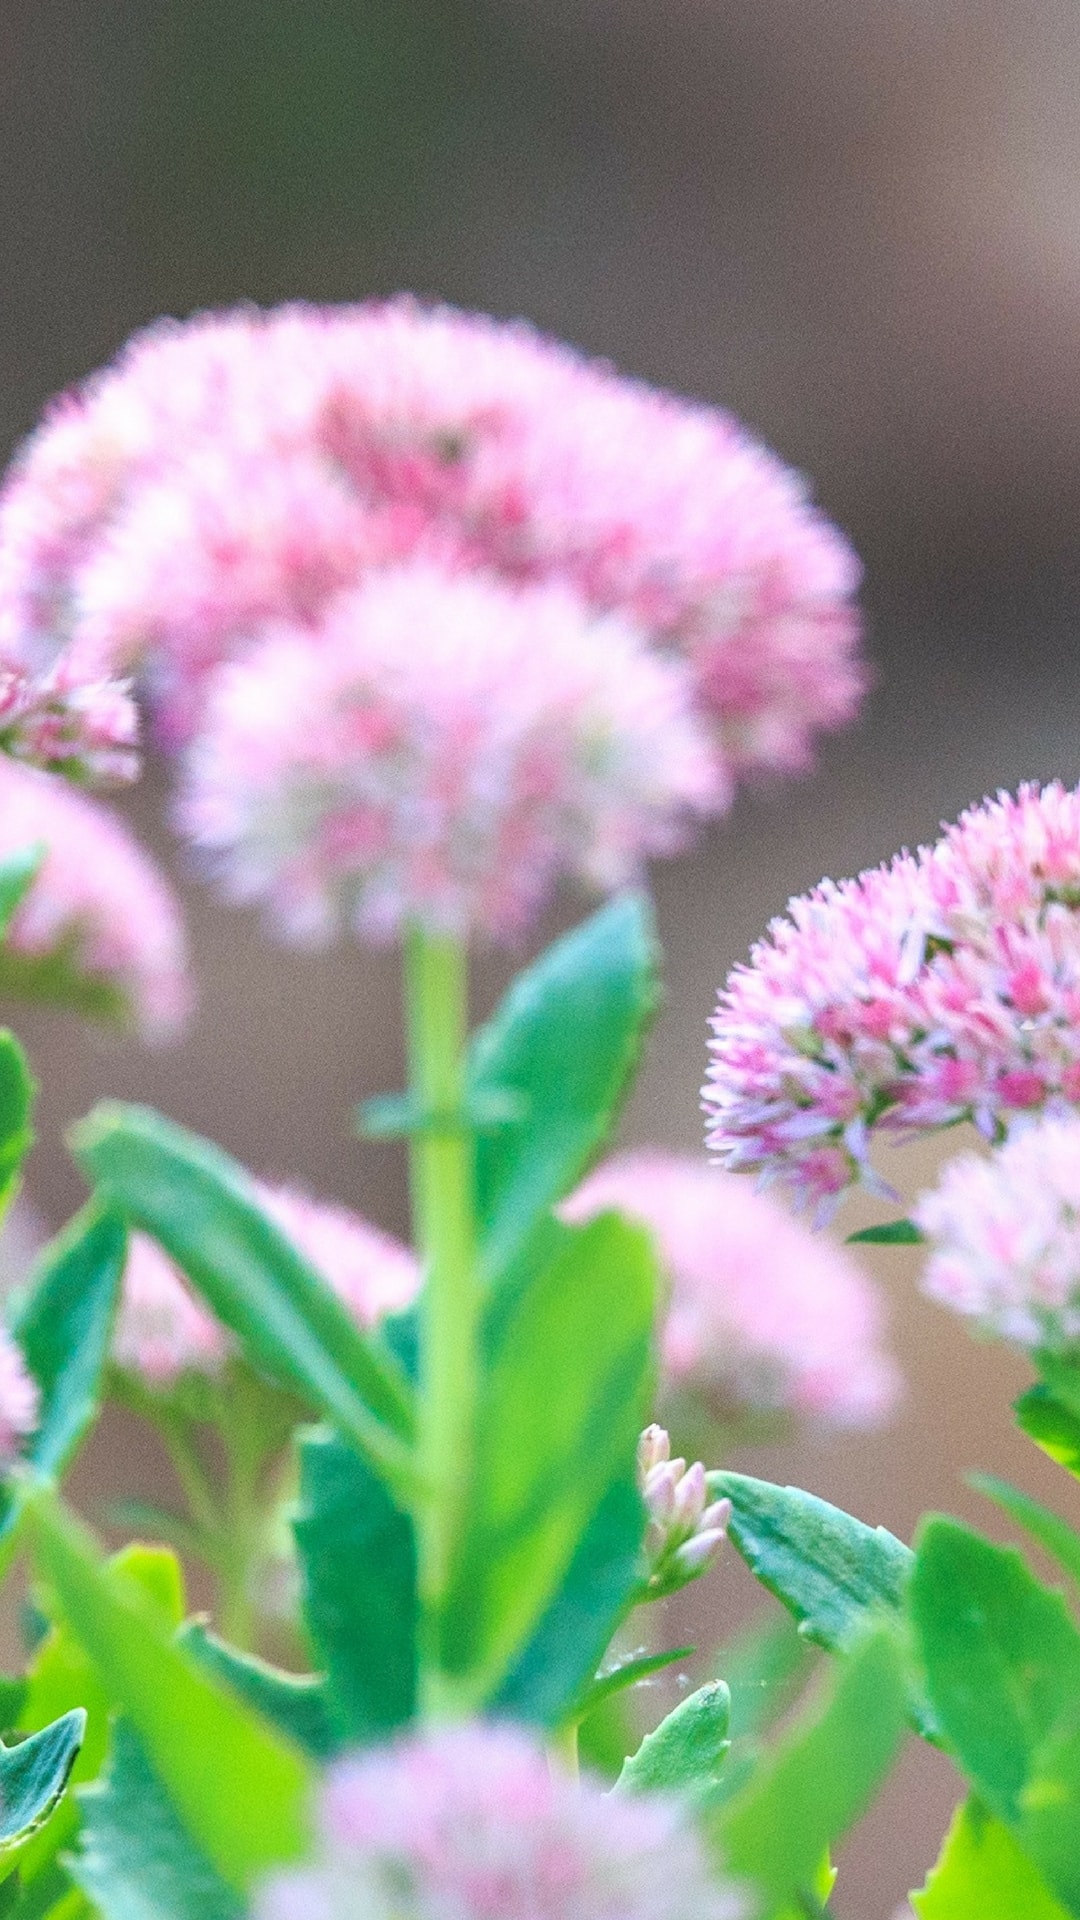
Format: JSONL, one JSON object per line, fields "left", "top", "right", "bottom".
{"left": 0, "top": 1325, "right": 38, "bottom": 1464}
{"left": 916, "top": 1114, "right": 1080, "bottom": 1350}
{"left": 0, "top": 300, "right": 862, "bottom": 784}
{"left": 176, "top": 562, "right": 717, "bottom": 946}
{"left": 566, "top": 1152, "right": 901, "bottom": 1427}
{"left": 705, "top": 783, "right": 1080, "bottom": 1211}
{"left": 0, "top": 755, "right": 189, "bottom": 1037}
{"left": 255, "top": 1723, "right": 745, "bottom": 1920}
{"left": 0, "top": 656, "right": 137, "bottom": 784}
{"left": 114, "top": 1182, "right": 419, "bottom": 1388}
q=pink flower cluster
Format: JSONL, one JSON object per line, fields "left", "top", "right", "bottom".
{"left": 704, "top": 783, "right": 1080, "bottom": 1213}
{"left": 0, "top": 1326, "right": 38, "bottom": 1464}
{"left": 566, "top": 1152, "right": 900, "bottom": 1427}
{"left": 916, "top": 1114, "right": 1080, "bottom": 1351}
{"left": 114, "top": 1182, "right": 419, "bottom": 1388}
{"left": 256, "top": 1723, "right": 744, "bottom": 1920}
{"left": 0, "top": 300, "right": 862, "bottom": 777}
{"left": 0, "top": 755, "right": 189, "bottom": 1037}
{"left": 637, "top": 1422, "right": 732, "bottom": 1594}
{"left": 0, "top": 656, "right": 137, "bottom": 785}
{"left": 178, "top": 565, "right": 714, "bottom": 944}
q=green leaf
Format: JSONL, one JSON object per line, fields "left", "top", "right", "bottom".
{"left": 709, "top": 1472, "right": 912, "bottom": 1651}
{"left": 910, "top": 1516, "right": 1080, "bottom": 1832}
{"left": 69, "top": 1103, "right": 415, "bottom": 1490}
{"left": 21, "top": 1485, "right": 313, "bottom": 1893}
{"left": 717, "top": 1626, "right": 908, "bottom": 1914}
{"left": 493, "top": 1468, "right": 646, "bottom": 1727}
{"left": 1018, "top": 1718, "right": 1080, "bottom": 1914}
{"left": 0, "top": 1712, "right": 84, "bottom": 1857}
{"left": 573, "top": 1645, "right": 696, "bottom": 1719}
{"left": 471, "top": 894, "right": 659, "bottom": 1282}
{"left": 973, "top": 1473, "right": 1080, "bottom": 1595}
{"left": 293, "top": 1429, "right": 416, "bottom": 1743}
{"left": 179, "top": 1624, "right": 338, "bottom": 1762}
{"left": 1035, "top": 1356, "right": 1080, "bottom": 1425}
{"left": 715, "top": 1607, "right": 817, "bottom": 1742}
{"left": 14, "top": 1207, "right": 126, "bottom": 1485}
{"left": 440, "top": 1213, "right": 656, "bottom": 1707}
{"left": 71, "top": 1721, "right": 242, "bottom": 1920}
{"left": 616, "top": 1682, "right": 730, "bottom": 1800}
{"left": 1016, "top": 1386, "right": 1080, "bottom": 1480}
{"left": 846, "top": 1218, "right": 925, "bottom": 1245}
{"left": 0, "top": 1033, "right": 34, "bottom": 1218}
{"left": 14, "top": 1546, "right": 181, "bottom": 1900}
{"left": 0, "top": 846, "right": 44, "bottom": 941}
{"left": 912, "top": 1798, "right": 1071, "bottom": 1919}
{"left": 0, "top": 1206, "right": 127, "bottom": 1571}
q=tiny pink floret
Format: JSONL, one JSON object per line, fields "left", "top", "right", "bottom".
{"left": 0, "top": 1326, "right": 38, "bottom": 1465}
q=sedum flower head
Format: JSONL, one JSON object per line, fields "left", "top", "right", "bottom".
{"left": 0, "top": 300, "right": 862, "bottom": 786}
{"left": 256, "top": 1722, "right": 745, "bottom": 1920}
{"left": 0, "top": 755, "right": 190, "bottom": 1037}
{"left": 0, "top": 1325, "right": 38, "bottom": 1465}
{"left": 568, "top": 1153, "right": 900, "bottom": 1427}
{"left": 916, "top": 1114, "right": 1080, "bottom": 1351}
{"left": 176, "top": 562, "right": 716, "bottom": 946}
{"left": 0, "top": 655, "right": 137, "bottom": 785}
{"left": 114, "top": 1182, "right": 419, "bottom": 1388}
{"left": 704, "top": 783, "right": 1080, "bottom": 1212}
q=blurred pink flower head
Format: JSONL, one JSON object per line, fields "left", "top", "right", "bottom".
{"left": 176, "top": 562, "right": 717, "bottom": 945}
{"left": 114, "top": 1181, "right": 419, "bottom": 1389}
{"left": 916, "top": 1114, "right": 1080, "bottom": 1351}
{"left": 0, "top": 655, "right": 137, "bottom": 785}
{"left": 256, "top": 1722, "right": 745, "bottom": 1920}
{"left": 567, "top": 1152, "right": 900, "bottom": 1427}
{"left": 0, "top": 299, "right": 863, "bottom": 789}
{"left": 0, "top": 1326, "right": 38, "bottom": 1465}
{"left": 704, "top": 783, "right": 1080, "bottom": 1212}
{"left": 0, "top": 755, "right": 190, "bottom": 1038}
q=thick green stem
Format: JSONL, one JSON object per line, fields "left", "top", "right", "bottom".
{"left": 404, "top": 926, "right": 478, "bottom": 1719}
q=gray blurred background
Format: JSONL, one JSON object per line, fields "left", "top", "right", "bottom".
{"left": 5, "top": 2, "right": 1080, "bottom": 1910}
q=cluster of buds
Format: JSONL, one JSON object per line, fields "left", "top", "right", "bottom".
{"left": 637, "top": 1424, "right": 731, "bottom": 1599}
{"left": 0, "top": 659, "right": 138, "bottom": 785}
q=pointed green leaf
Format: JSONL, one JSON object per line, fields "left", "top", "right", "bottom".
{"left": 14, "top": 1547, "right": 183, "bottom": 1899}
{"left": 441, "top": 1214, "right": 656, "bottom": 1708}
{"left": 71, "top": 1721, "right": 242, "bottom": 1920}
{"left": 0, "top": 1033, "right": 33, "bottom": 1218}
{"left": 573, "top": 1646, "right": 696, "bottom": 1720}
{"left": 973, "top": 1473, "right": 1080, "bottom": 1595}
{"left": 912, "top": 1798, "right": 1071, "bottom": 1919}
{"left": 910, "top": 1516, "right": 1080, "bottom": 1835}
{"left": 69, "top": 1103, "right": 415, "bottom": 1490}
{"left": 22, "top": 1486, "right": 313, "bottom": 1892}
{"left": 0, "top": 847, "right": 45, "bottom": 942}
{"left": 616, "top": 1682, "right": 730, "bottom": 1799}
{"left": 493, "top": 1468, "right": 646, "bottom": 1727}
{"left": 0, "top": 1712, "right": 84, "bottom": 1855}
{"left": 846, "top": 1218, "right": 924, "bottom": 1245}
{"left": 718, "top": 1627, "right": 908, "bottom": 1913}
{"left": 709, "top": 1472, "right": 912, "bottom": 1650}
{"left": 180, "top": 1624, "right": 338, "bottom": 1762}
{"left": 293, "top": 1429, "right": 415, "bottom": 1743}
{"left": 1016, "top": 1386, "right": 1080, "bottom": 1480}
{"left": 471, "top": 894, "right": 659, "bottom": 1282}
{"left": 14, "top": 1207, "right": 126, "bottom": 1486}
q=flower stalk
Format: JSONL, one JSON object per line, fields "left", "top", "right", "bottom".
{"left": 403, "top": 925, "right": 478, "bottom": 1717}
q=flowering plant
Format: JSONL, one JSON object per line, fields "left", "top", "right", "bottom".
{"left": 0, "top": 303, "right": 1069, "bottom": 1920}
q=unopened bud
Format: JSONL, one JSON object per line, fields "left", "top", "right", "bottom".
{"left": 637, "top": 1423, "right": 670, "bottom": 1477}
{"left": 672, "top": 1526, "right": 728, "bottom": 1579}
{"left": 671, "top": 1460, "right": 706, "bottom": 1531}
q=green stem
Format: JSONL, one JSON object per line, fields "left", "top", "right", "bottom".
{"left": 404, "top": 925, "right": 477, "bottom": 1719}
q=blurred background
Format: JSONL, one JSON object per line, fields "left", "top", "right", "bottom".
{"left": 4, "top": 1, "right": 1080, "bottom": 1909}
